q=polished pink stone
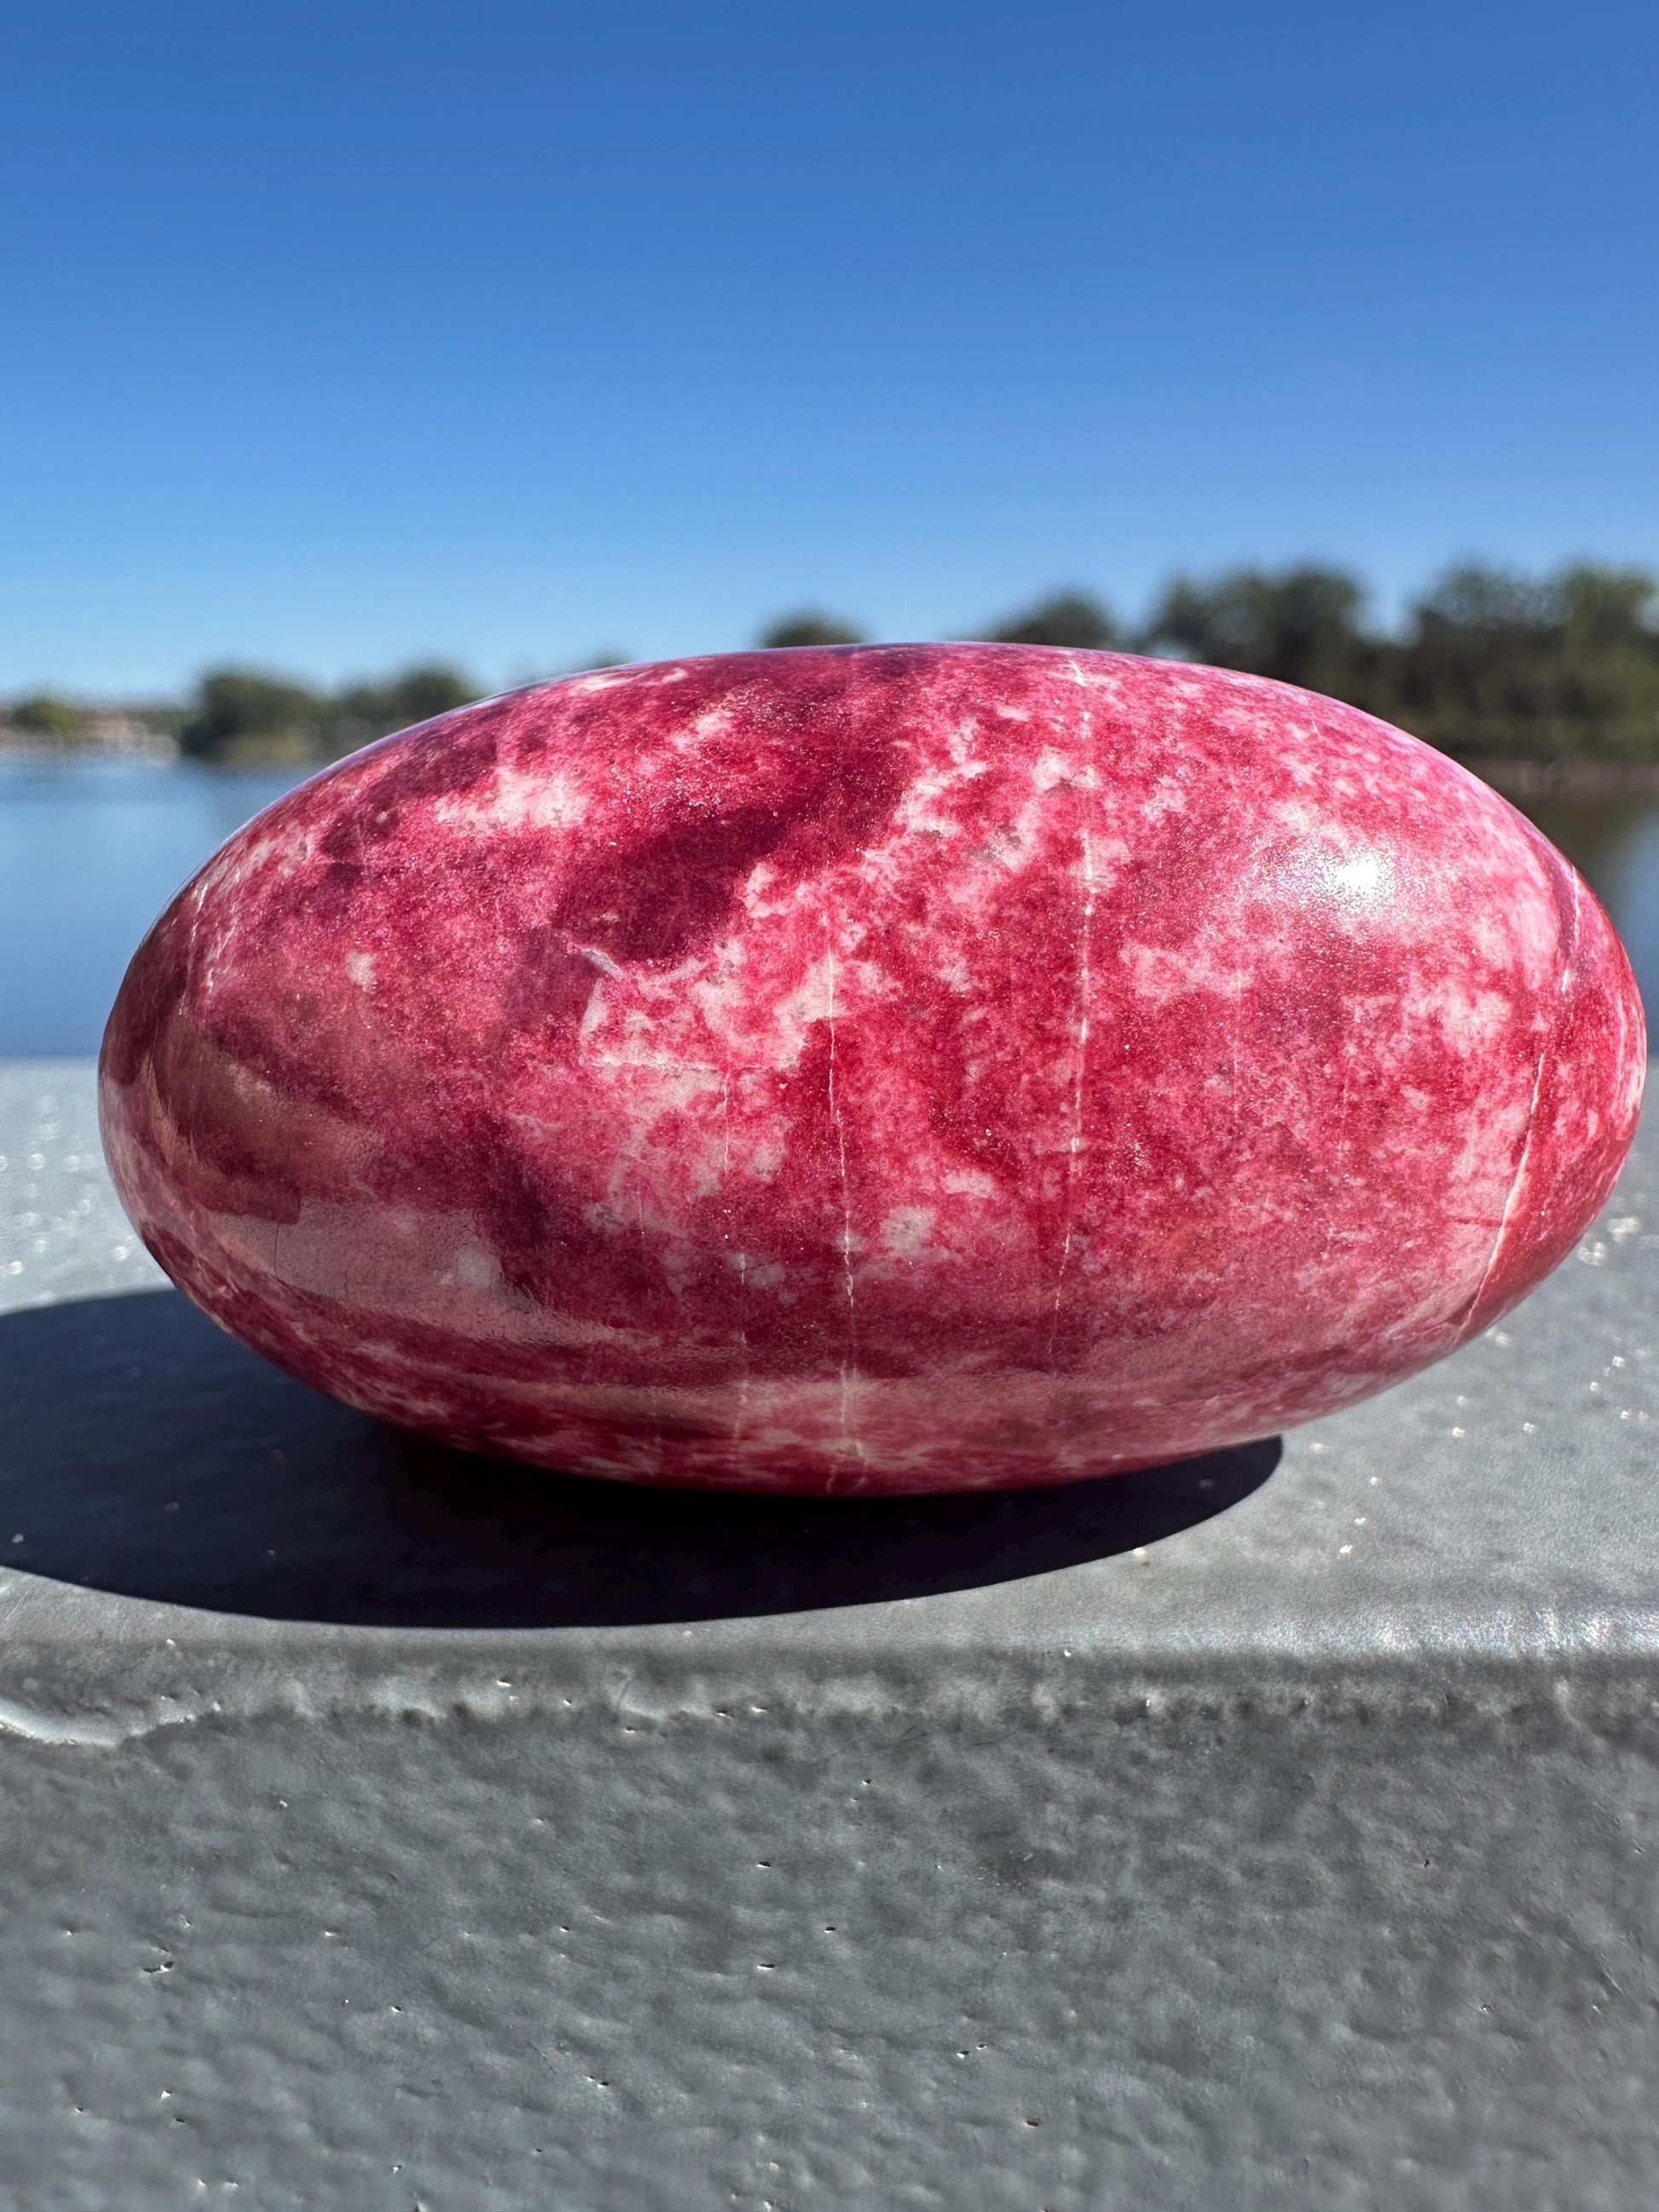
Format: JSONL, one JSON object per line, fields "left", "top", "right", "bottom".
{"left": 100, "top": 646, "right": 1645, "bottom": 1493}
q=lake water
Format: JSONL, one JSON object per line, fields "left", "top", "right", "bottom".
{"left": 3, "top": 758, "right": 1657, "bottom": 1056}
{"left": 1, "top": 759, "right": 310, "bottom": 1058}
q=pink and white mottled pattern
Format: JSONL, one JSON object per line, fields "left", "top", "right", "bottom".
{"left": 100, "top": 646, "right": 1645, "bottom": 1493}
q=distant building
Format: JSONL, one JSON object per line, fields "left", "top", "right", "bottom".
{"left": 81, "top": 710, "right": 179, "bottom": 763}
{"left": 0, "top": 704, "right": 178, "bottom": 763}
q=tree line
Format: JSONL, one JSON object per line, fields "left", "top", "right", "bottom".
{"left": 8, "top": 558, "right": 1658, "bottom": 765}
{"left": 3, "top": 662, "right": 482, "bottom": 763}
{"left": 773, "top": 559, "right": 1659, "bottom": 763}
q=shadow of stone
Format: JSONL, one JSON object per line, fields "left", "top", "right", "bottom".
{"left": 0, "top": 1291, "right": 1280, "bottom": 1626}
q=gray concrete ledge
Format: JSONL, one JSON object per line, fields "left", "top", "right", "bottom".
{"left": 2, "top": 1060, "right": 1656, "bottom": 2210}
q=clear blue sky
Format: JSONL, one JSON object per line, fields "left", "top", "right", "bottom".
{"left": 3, "top": 0, "right": 1656, "bottom": 696}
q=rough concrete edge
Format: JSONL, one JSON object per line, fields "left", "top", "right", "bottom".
{"left": 1, "top": 1640, "right": 1656, "bottom": 1753}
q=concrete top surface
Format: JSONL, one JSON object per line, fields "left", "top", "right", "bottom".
{"left": 2, "top": 1059, "right": 1656, "bottom": 1728}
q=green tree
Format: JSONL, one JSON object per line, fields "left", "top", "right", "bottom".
{"left": 1396, "top": 562, "right": 1659, "bottom": 759}
{"left": 980, "top": 591, "right": 1119, "bottom": 651}
{"left": 179, "top": 669, "right": 324, "bottom": 762}
{"left": 1139, "top": 565, "right": 1379, "bottom": 701}
{"left": 756, "top": 612, "right": 866, "bottom": 649}
{"left": 326, "top": 663, "right": 477, "bottom": 755}
{"left": 10, "top": 692, "right": 84, "bottom": 741}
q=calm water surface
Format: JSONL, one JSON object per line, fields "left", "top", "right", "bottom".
{"left": 1, "top": 759, "right": 309, "bottom": 1057}
{"left": 2, "top": 759, "right": 1656, "bottom": 1056}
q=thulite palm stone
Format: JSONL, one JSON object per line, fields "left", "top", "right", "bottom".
{"left": 101, "top": 646, "right": 1645, "bottom": 1493}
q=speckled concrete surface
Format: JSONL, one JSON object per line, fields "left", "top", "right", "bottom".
{"left": 0, "top": 1060, "right": 168, "bottom": 1311}
{"left": 2, "top": 1060, "right": 1657, "bottom": 2209}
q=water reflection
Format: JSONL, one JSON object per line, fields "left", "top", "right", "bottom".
{"left": 0, "top": 759, "right": 1653, "bottom": 1056}
{"left": 1519, "top": 794, "right": 1659, "bottom": 1016}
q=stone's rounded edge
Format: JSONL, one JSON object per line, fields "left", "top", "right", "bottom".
{"left": 1460, "top": 845, "right": 1646, "bottom": 1342}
